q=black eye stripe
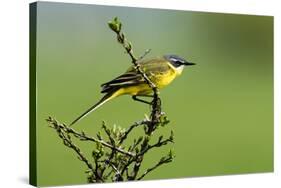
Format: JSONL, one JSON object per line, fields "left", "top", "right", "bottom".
{"left": 169, "top": 58, "right": 182, "bottom": 64}
{"left": 174, "top": 61, "right": 183, "bottom": 65}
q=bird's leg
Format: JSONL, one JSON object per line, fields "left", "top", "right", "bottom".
{"left": 132, "top": 95, "right": 152, "bottom": 105}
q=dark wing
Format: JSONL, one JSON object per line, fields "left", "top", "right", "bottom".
{"left": 101, "top": 57, "right": 170, "bottom": 93}
{"left": 101, "top": 70, "right": 144, "bottom": 93}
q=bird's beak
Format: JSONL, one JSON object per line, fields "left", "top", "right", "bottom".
{"left": 183, "top": 61, "right": 196, "bottom": 66}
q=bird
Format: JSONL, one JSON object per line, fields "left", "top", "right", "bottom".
{"left": 70, "top": 54, "right": 195, "bottom": 126}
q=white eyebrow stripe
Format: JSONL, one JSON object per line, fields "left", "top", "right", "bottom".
{"left": 170, "top": 57, "right": 179, "bottom": 62}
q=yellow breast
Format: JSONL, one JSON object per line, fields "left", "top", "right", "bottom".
{"left": 121, "top": 69, "right": 177, "bottom": 96}
{"left": 115, "top": 61, "right": 180, "bottom": 96}
{"left": 153, "top": 70, "right": 177, "bottom": 88}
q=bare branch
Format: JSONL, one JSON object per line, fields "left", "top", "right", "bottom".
{"left": 47, "top": 117, "right": 135, "bottom": 157}
{"left": 108, "top": 17, "right": 157, "bottom": 90}
{"left": 108, "top": 17, "right": 165, "bottom": 180}
{"left": 47, "top": 17, "right": 174, "bottom": 183}
{"left": 119, "top": 120, "right": 149, "bottom": 145}
{"left": 138, "top": 48, "right": 151, "bottom": 61}
{"left": 137, "top": 150, "right": 174, "bottom": 180}
{"left": 46, "top": 117, "right": 103, "bottom": 182}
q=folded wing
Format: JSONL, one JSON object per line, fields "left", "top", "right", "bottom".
{"left": 101, "top": 71, "right": 144, "bottom": 93}
{"left": 101, "top": 58, "right": 170, "bottom": 93}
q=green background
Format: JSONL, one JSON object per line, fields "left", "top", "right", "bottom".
{"left": 34, "top": 2, "right": 273, "bottom": 186}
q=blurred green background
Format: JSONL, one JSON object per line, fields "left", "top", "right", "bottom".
{"left": 35, "top": 2, "right": 273, "bottom": 186}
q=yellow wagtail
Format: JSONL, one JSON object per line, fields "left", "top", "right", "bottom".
{"left": 70, "top": 54, "right": 195, "bottom": 125}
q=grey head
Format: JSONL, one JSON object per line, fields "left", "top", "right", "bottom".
{"left": 164, "top": 54, "right": 195, "bottom": 68}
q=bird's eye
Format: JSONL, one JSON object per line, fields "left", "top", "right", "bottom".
{"left": 176, "top": 61, "right": 182, "bottom": 65}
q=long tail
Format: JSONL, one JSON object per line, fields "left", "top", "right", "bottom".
{"left": 70, "top": 90, "right": 119, "bottom": 126}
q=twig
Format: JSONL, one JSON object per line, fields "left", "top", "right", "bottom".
{"left": 138, "top": 49, "right": 151, "bottom": 61}
{"left": 47, "top": 117, "right": 135, "bottom": 157}
{"left": 137, "top": 151, "right": 174, "bottom": 180}
{"left": 108, "top": 162, "right": 123, "bottom": 181}
{"left": 46, "top": 117, "right": 103, "bottom": 182}
{"left": 108, "top": 17, "right": 165, "bottom": 180}
{"left": 139, "top": 140, "right": 172, "bottom": 157}
{"left": 108, "top": 17, "right": 157, "bottom": 90}
{"left": 119, "top": 120, "right": 148, "bottom": 145}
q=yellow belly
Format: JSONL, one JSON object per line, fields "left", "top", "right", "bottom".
{"left": 116, "top": 70, "right": 177, "bottom": 96}
{"left": 120, "top": 84, "right": 152, "bottom": 95}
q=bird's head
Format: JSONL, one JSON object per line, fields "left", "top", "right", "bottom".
{"left": 164, "top": 54, "right": 195, "bottom": 74}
